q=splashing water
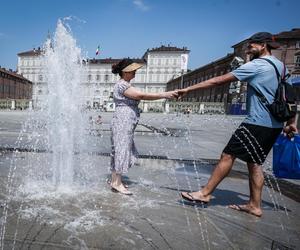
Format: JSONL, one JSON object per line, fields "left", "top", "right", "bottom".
{"left": 38, "top": 19, "right": 87, "bottom": 189}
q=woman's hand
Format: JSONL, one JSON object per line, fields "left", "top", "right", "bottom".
{"left": 163, "top": 90, "right": 179, "bottom": 99}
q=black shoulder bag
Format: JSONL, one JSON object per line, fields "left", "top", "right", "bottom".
{"left": 255, "top": 58, "right": 297, "bottom": 122}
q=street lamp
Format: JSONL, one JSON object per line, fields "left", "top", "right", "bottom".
{"left": 229, "top": 56, "right": 245, "bottom": 113}
{"left": 230, "top": 56, "right": 244, "bottom": 95}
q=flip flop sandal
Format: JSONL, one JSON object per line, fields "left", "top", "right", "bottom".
{"left": 181, "top": 192, "right": 208, "bottom": 204}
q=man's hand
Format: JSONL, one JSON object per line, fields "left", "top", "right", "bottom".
{"left": 177, "top": 88, "right": 189, "bottom": 100}
{"left": 283, "top": 124, "right": 298, "bottom": 138}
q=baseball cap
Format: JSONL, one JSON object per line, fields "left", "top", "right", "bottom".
{"left": 248, "top": 32, "right": 280, "bottom": 49}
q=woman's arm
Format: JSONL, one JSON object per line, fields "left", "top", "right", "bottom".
{"left": 124, "top": 87, "right": 178, "bottom": 100}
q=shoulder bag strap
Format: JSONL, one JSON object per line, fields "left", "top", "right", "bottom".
{"left": 258, "top": 57, "right": 281, "bottom": 81}
{"left": 252, "top": 57, "right": 284, "bottom": 104}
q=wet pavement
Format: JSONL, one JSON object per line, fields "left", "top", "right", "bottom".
{"left": 0, "top": 153, "right": 299, "bottom": 249}
{"left": 0, "top": 111, "right": 299, "bottom": 249}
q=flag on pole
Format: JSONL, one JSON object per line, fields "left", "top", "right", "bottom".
{"left": 180, "top": 54, "right": 188, "bottom": 70}
{"left": 96, "top": 45, "right": 100, "bottom": 56}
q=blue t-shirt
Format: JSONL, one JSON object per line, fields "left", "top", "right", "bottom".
{"left": 231, "top": 55, "right": 288, "bottom": 128}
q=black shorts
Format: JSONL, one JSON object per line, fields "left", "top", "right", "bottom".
{"left": 223, "top": 123, "right": 282, "bottom": 165}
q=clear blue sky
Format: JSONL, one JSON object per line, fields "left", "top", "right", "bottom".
{"left": 0, "top": 0, "right": 299, "bottom": 71}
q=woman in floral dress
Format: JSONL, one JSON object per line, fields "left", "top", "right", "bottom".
{"left": 110, "top": 58, "right": 178, "bottom": 195}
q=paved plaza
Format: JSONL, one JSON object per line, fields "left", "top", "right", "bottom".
{"left": 0, "top": 111, "right": 299, "bottom": 249}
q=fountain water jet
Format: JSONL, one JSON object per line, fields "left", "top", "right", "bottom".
{"left": 39, "top": 19, "right": 87, "bottom": 189}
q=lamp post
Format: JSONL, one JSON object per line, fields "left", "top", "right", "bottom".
{"left": 229, "top": 56, "right": 245, "bottom": 114}
{"left": 176, "top": 69, "right": 184, "bottom": 116}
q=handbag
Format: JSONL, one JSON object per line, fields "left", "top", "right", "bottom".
{"left": 273, "top": 134, "right": 300, "bottom": 179}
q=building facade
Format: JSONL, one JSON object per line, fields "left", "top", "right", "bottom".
{"left": 167, "top": 53, "right": 234, "bottom": 114}
{"left": 232, "top": 28, "right": 300, "bottom": 77}
{"left": 167, "top": 28, "right": 300, "bottom": 114}
{"left": 0, "top": 67, "right": 32, "bottom": 109}
{"left": 17, "top": 45, "right": 190, "bottom": 111}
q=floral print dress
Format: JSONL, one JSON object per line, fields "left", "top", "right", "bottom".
{"left": 110, "top": 79, "right": 140, "bottom": 174}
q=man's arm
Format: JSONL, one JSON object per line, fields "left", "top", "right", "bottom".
{"left": 178, "top": 73, "right": 238, "bottom": 98}
{"left": 188, "top": 73, "right": 237, "bottom": 91}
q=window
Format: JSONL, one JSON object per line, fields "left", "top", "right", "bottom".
{"left": 295, "top": 55, "right": 300, "bottom": 67}
{"left": 39, "top": 75, "right": 43, "bottom": 81}
{"left": 96, "top": 75, "right": 100, "bottom": 80}
{"left": 88, "top": 75, "right": 92, "bottom": 81}
{"left": 296, "top": 41, "right": 300, "bottom": 49}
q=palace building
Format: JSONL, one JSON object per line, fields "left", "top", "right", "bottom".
{"left": 0, "top": 67, "right": 32, "bottom": 109}
{"left": 17, "top": 45, "right": 190, "bottom": 111}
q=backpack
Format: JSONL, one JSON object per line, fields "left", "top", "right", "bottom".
{"left": 256, "top": 58, "right": 297, "bottom": 122}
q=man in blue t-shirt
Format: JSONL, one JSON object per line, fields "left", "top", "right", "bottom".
{"left": 179, "top": 32, "right": 298, "bottom": 217}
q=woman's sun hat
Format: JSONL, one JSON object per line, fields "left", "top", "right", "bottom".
{"left": 122, "top": 62, "right": 143, "bottom": 72}
{"left": 112, "top": 58, "right": 143, "bottom": 74}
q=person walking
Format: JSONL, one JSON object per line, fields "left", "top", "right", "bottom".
{"left": 110, "top": 58, "right": 178, "bottom": 195}
{"left": 179, "top": 32, "right": 298, "bottom": 216}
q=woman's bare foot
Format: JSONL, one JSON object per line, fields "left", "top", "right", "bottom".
{"left": 181, "top": 191, "right": 211, "bottom": 203}
{"left": 110, "top": 172, "right": 132, "bottom": 195}
{"left": 111, "top": 183, "right": 132, "bottom": 195}
{"left": 228, "top": 204, "right": 262, "bottom": 217}
{"left": 106, "top": 178, "right": 128, "bottom": 188}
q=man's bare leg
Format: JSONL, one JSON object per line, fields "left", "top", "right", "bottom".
{"left": 181, "top": 153, "right": 235, "bottom": 202}
{"left": 229, "top": 162, "right": 263, "bottom": 217}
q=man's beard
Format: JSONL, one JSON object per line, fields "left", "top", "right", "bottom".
{"left": 248, "top": 49, "right": 261, "bottom": 61}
